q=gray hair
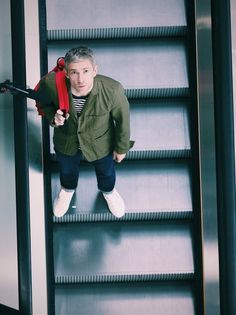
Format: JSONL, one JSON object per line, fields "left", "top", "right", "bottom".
{"left": 64, "top": 46, "right": 96, "bottom": 70}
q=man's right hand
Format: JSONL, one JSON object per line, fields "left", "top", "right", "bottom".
{"left": 53, "top": 109, "right": 69, "bottom": 126}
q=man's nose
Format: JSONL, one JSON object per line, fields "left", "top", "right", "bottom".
{"left": 77, "top": 73, "right": 84, "bottom": 82}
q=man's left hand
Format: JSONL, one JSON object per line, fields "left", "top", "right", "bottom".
{"left": 113, "top": 151, "right": 126, "bottom": 163}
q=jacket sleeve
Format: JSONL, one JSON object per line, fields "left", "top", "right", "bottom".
{"left": 36, "top": 76, "right": 58, "bottom": 123}
{"left": 110, "top": 83, "right": 134, "bottom": 154}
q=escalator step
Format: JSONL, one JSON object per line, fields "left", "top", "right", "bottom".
{"left": 55, "top": 271, "right": 194, "bottom": 284}
{"left": 53, "top": 221, "right": 194, "bottom": 277}
{"left": 48, "top": 25, "right": 188, "bottom": 41}
{"left": 55, "top": 282, "right": 194, "bottom": 315}
{"left": 51, "top": 160, "right": 192, "bottom": 214}
{"left": 53, "top": 209, "right": 192, "bottom": 224}
{"left": 127, "top": 149, "right": 191, "bottom": 160}
{"left": 51, "top": 149, "right": 191, "bottom": 162}
{"left": 48, "top": 40, "right": 189, "bottom": 90}
{"left": 125, "top": 87, "right": 189, "bottom": 99}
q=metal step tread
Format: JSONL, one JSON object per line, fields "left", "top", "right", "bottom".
{"left": 55, "top": 271, "right": 194, "bottom": 284}
{"left": 125, "top": 87, "right": 189, "bottom": 99}
{"left": 53, "top": 221, "right": 194, "bottom": 276}
{"left": 55, "top": 281, "right": 195, "bottom": 315}
{"left": 48, "top": 25, "right": 188, "bottom": 41}
{"left": 51, "top": 160, "right": 192, "bottom": 214}
{"left": 48, "top": 42, "right": 189, "bottom": 90}
{"left": 53, "top": 209, "right": 193, "bottom": 224}
{"left": 51, "top": 148, "right": 191, "bottom": 162}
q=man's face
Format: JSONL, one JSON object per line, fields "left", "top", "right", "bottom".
{"left": 66, "top": 58, "right": 98, "bottom": 96}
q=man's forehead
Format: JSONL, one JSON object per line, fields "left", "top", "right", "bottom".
{"left": 68, "top": 59, "right": 93, "bottom": 69}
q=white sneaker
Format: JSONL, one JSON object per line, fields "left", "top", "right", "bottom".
{"left": 53, "top": 188, "right": 75, "bottom": 217}
{"left": 102, "top": 188, "right": 125, "bottom": 218}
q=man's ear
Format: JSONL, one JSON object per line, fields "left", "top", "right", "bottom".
{"left": 93, "top": 64, "right": 98, "bottom": 76}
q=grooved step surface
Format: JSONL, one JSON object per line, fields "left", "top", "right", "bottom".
{"left": 55, "top": 282, "right": 194, "bottom": 315}
{"left": 55, "top": 272, "right": 194, "bottom": 284}
{"left": 48, "top": 26, "right": 188, "bottom": 41}
{"left": 125, "top": 88, "right": 189, "bottom": 99}
{"left": 53, "top": 221, "right": 194, "bottom": 277}
{"left": 48, "top": 39, "right": 188, "bottom": 90}
{"left": 46, "top": 0, "right": 187, "bottom": 29}
{"left": 51, "top": 160, "right": 192, "bottom": 215}
{"left": 50, "top": 149, "right": 191, "bottom": 163}
{"left": 126, "top": 149, "right": 191, "bottom": 160}
{"left": 53, "top": 210, "right": 193, "bottom": 224}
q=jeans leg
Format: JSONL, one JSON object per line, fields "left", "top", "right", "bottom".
{"left": 93, "top": 154, "right": 116, "bottom": 192}
{"left": 55, "top": 150, "right": 82, "bottom": 190}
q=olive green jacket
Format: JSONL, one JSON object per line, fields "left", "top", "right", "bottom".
{"left": 37, "top": 73, "right": 134, "bottom": 161}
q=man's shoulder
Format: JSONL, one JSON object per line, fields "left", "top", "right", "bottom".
{"left": 41, "top": 72, "right": 56, "bottom": 85}
{"left": 95, "top": 74, "right": 122, "bottom": 90}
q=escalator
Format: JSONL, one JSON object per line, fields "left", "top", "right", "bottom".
{"left": 42, "top": 0, "right": 203, "bottom": 314}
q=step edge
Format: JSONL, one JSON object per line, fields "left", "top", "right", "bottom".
{"left": 53, "top": 210, "right": 193, "bottom": 224}
{"left": 55, "top": 271, "right": 195, "bottom": 284}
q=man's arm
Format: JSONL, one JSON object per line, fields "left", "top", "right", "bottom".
{"left": 111, "top": 83, "right": 133, "bottom": 159}
{"left": 35, "top": 78, "right": 58, "bottom": 122}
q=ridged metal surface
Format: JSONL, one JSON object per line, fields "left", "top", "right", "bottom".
{"left": 125, "top": 88, "right": 189, "bottom": 99}
{"left": 51, "top": 149, "right": 191, "bottom": 162}
{"left": 48, "top": 26, "right": 188, "bottom": 41}
{"left": 126, "top": 149, "right": 191, "bottom": 160}
{"left": 53, "top": 210, "right": 193, "bottom": 224}
{"left": 55, "top": 272, "right": 194, "bottom": 284}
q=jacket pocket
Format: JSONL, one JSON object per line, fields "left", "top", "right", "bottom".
{"left": 85, "top": 113, "right": 111, "bottom": 133}
{"left": 94, "top": 127, "right": 112, "bottom": 140}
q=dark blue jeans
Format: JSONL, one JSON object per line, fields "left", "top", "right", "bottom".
{"left": 55, "top": 150, "right": 116, "bottom": 192}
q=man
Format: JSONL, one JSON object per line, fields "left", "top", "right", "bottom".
{"left": 37, "top": 46, "right": 134, "bottom": 218}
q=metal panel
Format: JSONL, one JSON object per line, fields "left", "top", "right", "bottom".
{"left": 24, "top": 0, "right": 48, "bottom": 314}
{"left": 55, "top": 283, "right": 194, "bottom": 315}
{"left": 232, "top": 0, "right": 236, "bottom": 172}
{"left": 0, "top": 0, "right": 18, "bottom": 309}
{"left": 195, "top": 0, "right": 220, "bottom": 314}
